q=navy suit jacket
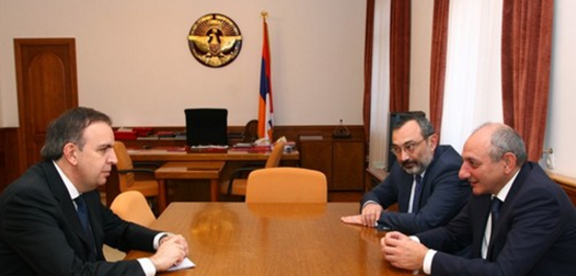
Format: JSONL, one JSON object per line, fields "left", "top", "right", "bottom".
{"left": 361, "top": 145, "right": 470, "bottom": 234}
{"left": 417, "top": 162, "right": 576, "bottom": 275}
{"left": 0, "top": 161, "right": 160, "bottom": 276}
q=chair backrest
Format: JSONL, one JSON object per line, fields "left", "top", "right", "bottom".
{"left": 113, "top": 141, "right": 135, "bottom": 192}
{"left": 245, "top": 167, "right": 328, "bottom": 203}
{"left": 110, "top": 191, "right": 156, "bottom": 226}
{"left": 185, "top": 108, "right": 228, "bottom": 146}
{"left": 265, "top": 141, "right": 285, "bottom": 168}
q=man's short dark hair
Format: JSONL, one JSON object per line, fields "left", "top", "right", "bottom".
{"left": 40, "top": 107, "right": 112, "bottom": 160}
{"left": 393, "top": 115, "right": 435, "bottom": 138}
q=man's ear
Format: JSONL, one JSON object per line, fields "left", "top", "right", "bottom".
{"left": 502, "top": 152, "right": 517, "bottom": 174}
{"left": 428, "top": 133, "right": 439, "bottom": 150}
{"left": 62, "top": 143, "right": 78, "bottom": 166}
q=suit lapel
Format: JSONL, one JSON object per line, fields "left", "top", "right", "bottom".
{"left": 397, "top": 173, "right": 414, "bottom": 212}
{"left": 486, "top": 163, "right": 532, "bottom": 260}
{"left": 41, "top": 161, "right": 96, "bottom": 259}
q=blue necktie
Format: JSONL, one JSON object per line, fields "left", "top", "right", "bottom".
{"left": 491, "top": 198, "right": 503, "bottom": 226}
{"left": 412, "top": 175, "right": 423, "bottom": 213}
{"left": 75, "top": 195, "right": 96, "bottom": 258}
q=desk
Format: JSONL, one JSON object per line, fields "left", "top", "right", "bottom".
{"left": 128, "top": 148, "right": 300, "bottom": 162}
{"left": 125, "top": 202, "right": 423, "bottom": 275}
{"left": 155, "top": 162, "right": 225, "bottom": 212}
{"left": 104, "top": 149, "right": 299, "bottom": 206}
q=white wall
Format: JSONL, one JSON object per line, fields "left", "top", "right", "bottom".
{"left": 409, "top": 0, "right": 434, "bottom": 116}
{"left": 546, "top": 0, "right": 576, "bottom": 177}
{"left": 0, "top": 0, "right": 366, "bottom": 127}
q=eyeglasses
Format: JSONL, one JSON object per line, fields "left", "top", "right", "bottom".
{"left": 390, "top": 138, "right": 427, "bottom": 155}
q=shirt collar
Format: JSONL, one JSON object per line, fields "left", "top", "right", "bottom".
{"left": 493, "top": 169, "right": 520, "bottom": 203}
{"left": 52, "top": 160, "right": 81, "bottom": 200}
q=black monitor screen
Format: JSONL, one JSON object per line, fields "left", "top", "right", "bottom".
{"left": 185, "top": 108, "right": 228, "bottom": 146}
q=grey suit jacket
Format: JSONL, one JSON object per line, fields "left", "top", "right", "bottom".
{"left": 361, "top": 145, "right": 470, "bottom": 234}
{"left": 0, "top": 160, "right": 160, "bottom": 276}
{"left": 417, "top": 162, "right": 576, "bottom": 275}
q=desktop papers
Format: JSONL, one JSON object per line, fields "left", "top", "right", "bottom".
{"left": 167, "top": 257, "right": 195, "bottom": 272}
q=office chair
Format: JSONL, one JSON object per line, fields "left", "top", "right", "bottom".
{"left": 185, "top": 108, "right": 228, "bottom": 146}
{"left": 113, "top": 141, "right": 160, "bottom": 212}
{"left": 220, "top": 141, "right": 286, "bottom": 196}
{"left": 110, "top": 191, "right": 156, "bottom": 227}
{"left": 245, "top": 167, "right": 328, "bottom": 203}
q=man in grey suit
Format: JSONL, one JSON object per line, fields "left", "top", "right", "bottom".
{"left": 0, "top": 107, "right": 189, "bottom": 276}
{"left": 382, "top": 123, "right": 576, "bottom": 275}
{"left": 342, "top": 115, "right": 470, "bottom": 234}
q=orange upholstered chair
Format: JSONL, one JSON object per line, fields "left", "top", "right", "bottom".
{"left": 113, "top": 141, "right": 160, "bottom": 209}
{"left": 110, "top": 191, "right": 156, "bottom": 227}
{"left": 220, "top": 141, "right": 286, "bottom": 196}
{"left": 245, "top": 167, "right": 327, "bottom": 203}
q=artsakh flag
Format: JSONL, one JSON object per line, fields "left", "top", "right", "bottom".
{"left": 258, "top": 17, "right": 274, "bottom": 140}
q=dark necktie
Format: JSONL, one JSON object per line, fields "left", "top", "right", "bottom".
{"left": 491, "top": 197, "right": 503, "bottom": 227}
{"left": 412, "top": 174, "right": 423, "bottom": 213}
{"left": 75, "top": 195, "right": 96, "bottom": 258}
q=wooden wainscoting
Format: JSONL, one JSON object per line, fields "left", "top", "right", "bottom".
{"left": 547, "top": 172, "right": 576, "bottom": 207}
{"left": 0, "top": 128, "right": 23, "bottom": 192}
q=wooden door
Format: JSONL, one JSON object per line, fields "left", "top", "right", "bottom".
{"left": 14, "top": 38, "right": 78, "bottom": 170}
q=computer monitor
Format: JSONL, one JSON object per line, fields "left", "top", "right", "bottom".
{"left": 184, "top": 108, "right": 228, "bottom": 147}
{"left": 386, "top": 111, "right": 426, "bottom": 172}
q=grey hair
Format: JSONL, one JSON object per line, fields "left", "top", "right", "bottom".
{"left": 41, "top": 107, "right": 112, "bottom": 160}
{"left": 474, "top": 122, "right": 527, "bottom": 166}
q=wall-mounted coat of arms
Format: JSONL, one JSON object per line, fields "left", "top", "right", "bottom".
{"left": 188, "top": 13, "right": 242, "bottom": 68}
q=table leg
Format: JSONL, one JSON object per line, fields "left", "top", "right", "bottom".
{"left": 158, "top": 179, "right": 167, "bottom": 213}
{"left": 210, "top": 179, "right": 219, "bottom": 202}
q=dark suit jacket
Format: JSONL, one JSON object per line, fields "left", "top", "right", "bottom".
{"left": 0, "top": 161, "right": 161, "bottom": 276}
{"left": 361, "top": 145, "right": 470, "bottom": 234}
{"left": 417, "top": 162, "right": 576, "bottom": 275}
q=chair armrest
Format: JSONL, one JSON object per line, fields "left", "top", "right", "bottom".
{"left": 227, "top": 167, "right": 262, "bottom": 195}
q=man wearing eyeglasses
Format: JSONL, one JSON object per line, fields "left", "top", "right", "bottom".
{"left": 341, "top": 115, "right": 470, "bottom": 234}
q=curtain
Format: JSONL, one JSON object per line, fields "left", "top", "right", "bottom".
{"left": 368, "top": 0, "right": 392, "bottom": 169}
{"left": 439, "top": 0, "right": 504, "bottom": 153}
{"left": 501, "top": 0, "right": 554, "bottom": 162}
{"left": 389, "top": 0, "right": 411, "bottom": 112}
{"left": 363, "top": 0, "right": 375, "bottom": 143}
{"left": 429, "top": 0, "right": 450, "bottom": 137}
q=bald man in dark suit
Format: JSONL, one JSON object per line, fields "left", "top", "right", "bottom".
{"left": 382, "top": 123, "right": 576, "bottom": 275}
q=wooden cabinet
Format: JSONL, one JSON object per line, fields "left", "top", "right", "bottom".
{"left": 300, "top": 138, "right": 365, "bottom": 191}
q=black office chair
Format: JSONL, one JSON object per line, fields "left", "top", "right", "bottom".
{"left": 185, "top": 108, "right": 228, "bottom": 146}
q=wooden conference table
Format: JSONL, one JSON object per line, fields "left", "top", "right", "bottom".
{"left": 125, "top": 202, "right": 423, "bottom": 276}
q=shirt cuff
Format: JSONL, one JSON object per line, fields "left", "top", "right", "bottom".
{"left": 362, "top": 200, "right": 380, "bottom": 210}
{"left": 423, "top": 249, "right": 437, "bottom": 275}
{"left": 153, "top": 232, "right": 170, "bottom": 250}
{"left": 137, "top": 258, "right": 157, "bottom": 276}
